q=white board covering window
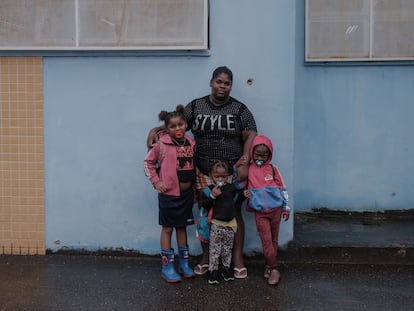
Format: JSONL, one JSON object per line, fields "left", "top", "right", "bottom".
{"left": 305, "top": 0, "right": 414, "bottom": 62}
{"left": 0, "top": 0, "right": 209, "bottom": 51}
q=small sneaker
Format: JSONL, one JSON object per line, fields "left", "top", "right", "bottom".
{"left": 208, "top": 270, "right": 220, "bottom": 285}
{"left": 264, "top": 265, "right": 271, "bottom": 279}
{"left": 267, "top": 269, "right": 280, "bottom": 285}
{"left": 222, "top": 267, "right": 235, "bottom": 282}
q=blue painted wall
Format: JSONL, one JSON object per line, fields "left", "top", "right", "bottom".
{"left": 43, "top": 0, "right": 414, "bottom": 254}
{"left": 44, "top": 1, "right": 296, "bottom": 254}
{"left": 294, "top": 1, "right": 414, "bottom": 212}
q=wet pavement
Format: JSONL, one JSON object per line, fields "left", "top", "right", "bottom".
{"left": 1, "top": 212, "right": 413, "bottom": 310}
{"left": 0, "top": 255, "right": 413, "bottom": 311}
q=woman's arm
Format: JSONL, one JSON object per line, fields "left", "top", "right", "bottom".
{"left": 241, "top": 129, "right": 256, "bottom": 160}
{"left": 235, "top": 129, "right": 257, "bottom": 180}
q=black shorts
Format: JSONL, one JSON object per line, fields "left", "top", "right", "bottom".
{"left": 158, "top": 188, "right": 195, "bottom": 227}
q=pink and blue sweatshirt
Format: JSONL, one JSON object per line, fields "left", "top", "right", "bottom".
{"left": 246, "top": 135, "right": 289, "bottom": 212}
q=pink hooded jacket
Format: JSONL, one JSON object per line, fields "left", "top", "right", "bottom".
{"left": 246, "top": 135, "right": 289, "bottom": 212}
{"left": 144, "top": 133, "right": 195, "bottom": 196}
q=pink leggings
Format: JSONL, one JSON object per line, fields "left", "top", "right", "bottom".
{"left": 254, "top": 208, "right": 282, "bottom": 269}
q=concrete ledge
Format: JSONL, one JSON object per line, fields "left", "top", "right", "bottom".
{"left": 288, "top": 209, "right": 414, "bottom": 265}
{"left": 278, "top": 245, "right": 414, "bottom": 265}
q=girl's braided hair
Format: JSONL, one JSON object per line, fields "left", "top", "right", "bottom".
{"left": 158, "top": 105, "right": 185, "bottom": 126}
{"left": 209, "top": 159, "right": 230, "bottom": 174}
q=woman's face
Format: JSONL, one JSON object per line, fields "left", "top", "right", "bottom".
{"left": 210, "top": 73, "right": 232, "bottom": 101}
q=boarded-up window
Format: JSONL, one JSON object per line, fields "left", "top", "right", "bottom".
{"left": 306, "top": 0, "right": 414, "bottom": 62}
{"left": 0, "top": 0, "right": 209, "bottom": 51}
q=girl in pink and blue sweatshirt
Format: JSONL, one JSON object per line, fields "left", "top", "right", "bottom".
{"left": 240, "top": 135, "right": 290, "bottom": 285}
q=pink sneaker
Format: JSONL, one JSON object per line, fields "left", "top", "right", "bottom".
{"left": 267, "top": 269, "right": 280, "bottom": 285}
{"left": 264, "top": 265, "right": 271, "bottom": 279}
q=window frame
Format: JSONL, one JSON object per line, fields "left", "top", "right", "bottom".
{"left": 0, "top": 0, "right": 209, "bottom": 52}
{"left": 305, "top": 0, "right": 414, "bottom": 63}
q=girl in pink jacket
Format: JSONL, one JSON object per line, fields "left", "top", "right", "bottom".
{"left": 144, "top": 105, "right": 196, "bottom": 283}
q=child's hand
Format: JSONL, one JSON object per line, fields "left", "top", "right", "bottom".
{"left": 211, "top": 186, "right": 222, "bottom": 198}
{"left": 153, "top": 181, "right": 167, "bottom": 193}
{"left": 243, "top": 189, "right": 251, "bottom": 198}
{"left": 281, "top": 210, "right": 290, "bottom": 221}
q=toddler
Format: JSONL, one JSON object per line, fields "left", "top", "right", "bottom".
{"left": 199, "top": 160, "right": 238, "bottom": 285}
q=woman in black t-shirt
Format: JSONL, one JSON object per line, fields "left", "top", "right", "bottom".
{"left": 147, "top": 66, "right": 257, "bottom": 279}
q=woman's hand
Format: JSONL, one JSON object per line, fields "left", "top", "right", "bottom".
{"left": 146, "top": 126, "right": 166, "bottom": 150}
{"left": 235, "top": 162, "right": 249, "bottom": 181}
{"left": 235, "top": 155, "right": 249, "bottom": 167}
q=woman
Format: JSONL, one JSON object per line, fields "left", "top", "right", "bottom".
{"left": 147, "top": 66, "right": 257, "bottom": 279}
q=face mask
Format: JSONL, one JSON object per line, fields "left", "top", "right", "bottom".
{"left": 255, "top": 160, "right": 264, "bottom": 167}
{"left": 216, "top": 181, "right": 225, "bottom": 187}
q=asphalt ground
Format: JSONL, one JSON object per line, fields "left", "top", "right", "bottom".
{"left": 0, "top": 255, "right": 413, "bottom": 311}
{"left": 2, "top": 212, "right": 413, "bottom": 310}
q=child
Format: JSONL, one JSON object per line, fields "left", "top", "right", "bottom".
{"left": 199, "top": 160, "right": 238, "bottom": 285}
{"left": 241, "top": 135, "right": 290, "bottom": 285}
{"left": 144, "top": 105, "right": 196, "bottom": 283}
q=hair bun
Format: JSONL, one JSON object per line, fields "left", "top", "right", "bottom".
{"left": 176, "top": 105, "right": 185, "bottom": 113}
{"left": 158, "top": 110, "right": 168, "bottom": 121}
